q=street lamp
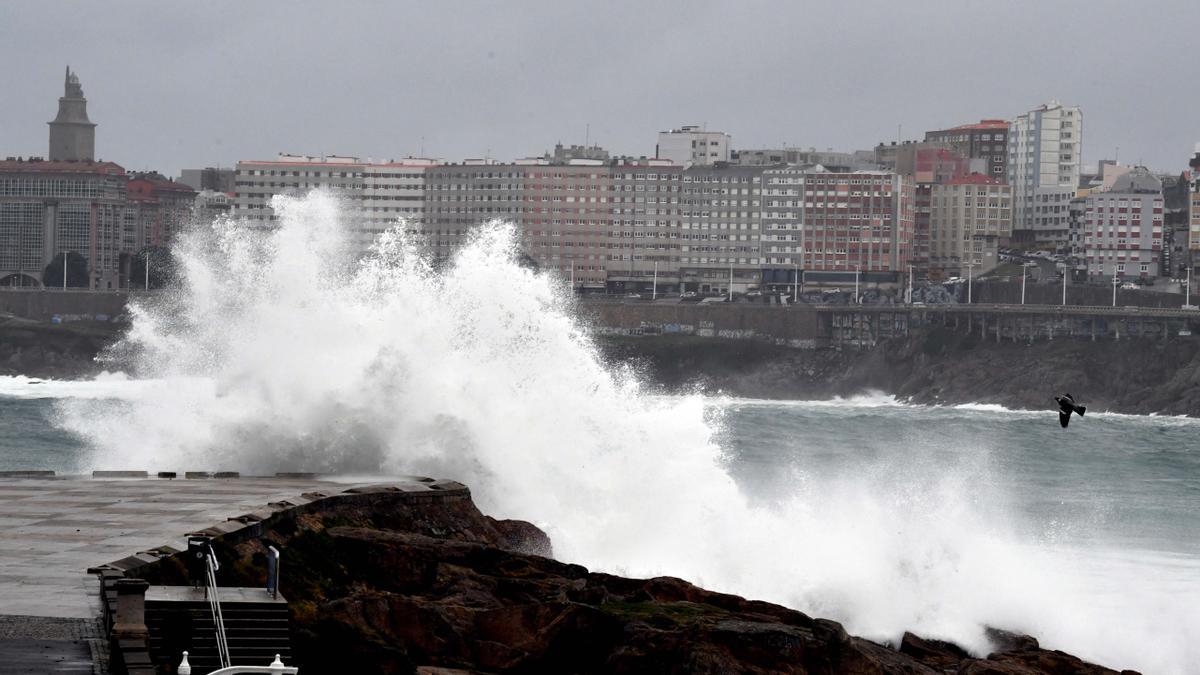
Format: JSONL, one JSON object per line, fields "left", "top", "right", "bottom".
{"left": 1112, "top": 272, "right": 1120, "bottom": 307}
{"left": 1021, "top": 264, "right": 1027, "bottom": 305}
{"left": 964, "top": 262, "right": 977, "bottom": 305}
{"left": 792, "top": 262, "right": 799, "bottom": 304}
{"left": 1185, "top": 266, "right": 1192, "bottom": 308}
{"left": 907, "top": 264, "right": 914, "bottom": 305}
{"left": 144, "top": 250, "right": 151, "bottom": 291}
{"left": 854, "top": 265, "right": 861, "bottom": 304}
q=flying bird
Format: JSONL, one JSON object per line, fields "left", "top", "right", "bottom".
{"left": 1055, "top": 393, "right": 1086, "bottom": 428}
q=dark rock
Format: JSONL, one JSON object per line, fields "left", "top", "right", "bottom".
{"left": 126, "top": 488, "right": 1133, "bottom": 674}
{"left": 900, "top": 631, "right": 971, "bottom": 669}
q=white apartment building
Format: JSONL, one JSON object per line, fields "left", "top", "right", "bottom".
{"left": 232, "top": 154, "right": 435, "bottom": 252}
{"left": 1084, "top": 169, "right": 1163, "bottom": 280}
{"left": 656, "top": 125, "right": 732, "bottom": 167}
{"left": 1007, "top": 101, "right": 1082, "bottom": 249}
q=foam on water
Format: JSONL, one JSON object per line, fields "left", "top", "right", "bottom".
{"left": 52, "top": 193, "right": 1198, "bottom": 673}
{"left": 0, "top": 372, "right": 164, "bottom": 400}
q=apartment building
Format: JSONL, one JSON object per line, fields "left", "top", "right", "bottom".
{"left": 1084, "top": 169, "right": 1164, "bottom": 280}
{"left": 677, "top": 165, "right": 765, "bottom": 294}
{"left": 428, "top": 159, "right": 751, "bottom": 294}
{"left": 521, "top": 160, "right": 615, "bottom": 289}
{"left": 232, "top": 154, "right": 433, "bottom": 252}
{"left": 656, "top": 126, "right": 731, "bottom": 167}
{"left": 925, "top": 120, "right": 1009, "bottom": 178}
{"left": 124, "top": 172, "right": 197, "bottom": 251}
{"left": 424, "top": 161, "right": 528, "bottom": 264}
{"left": 760, "top": 166, "right": 808, "bottom": 288}
{"left": 760, "top": 167, "right": 915, "bottom": 286}
{"left": 1189, "top": 144, "right": 1200, "bottom": 261}
{"left": 0, "top": 158, "right": 129, "bottom": 289}
{"left": 929, "top": 174, "right": 1013, "bottom": 277}
{"left": 1007, "top": 101, "right": 1083, "bottom": 248}
{"left": 899, "top": 147, "right": 973, "bottom": 279}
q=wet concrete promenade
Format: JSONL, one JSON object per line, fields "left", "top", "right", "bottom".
{"left": 0, "top": 473, "right": 349, "bottom": 620}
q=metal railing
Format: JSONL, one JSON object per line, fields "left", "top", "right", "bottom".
{"left": 205, "top": 551, "right": 232, "bottom": 670}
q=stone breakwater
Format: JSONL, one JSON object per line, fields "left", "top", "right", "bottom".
{"left": 119, "top": 479, "right": 1137, "bottom": 674}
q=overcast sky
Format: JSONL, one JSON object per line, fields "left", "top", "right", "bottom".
{"left": 2, "top": 1, "right": 1197, "bottom": 176}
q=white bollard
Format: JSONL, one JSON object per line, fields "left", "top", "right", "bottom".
{"left": 178, "top": 651, "right": 192, "bottom": 675}
{"left": 269, "top": 654, "right": 286, "bottom": 673}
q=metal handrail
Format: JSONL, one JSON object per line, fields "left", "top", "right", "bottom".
{"left": 206, "top": 554, "right": 232, "bottom": 669}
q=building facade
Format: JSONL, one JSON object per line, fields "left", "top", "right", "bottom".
{"left": 929, "top": 174, "right": 1013, "bottom": 277}
{"left": 676, "top": 165, "right": 764, "bottom": 293}
{"left": 425, "top": 160, "right": 765, "bottom": 294}
{"left": 924, "top": 120, "right": 1009, "bottom": 178}
{"left": 179, "top": 167, "right": 235, "bottom": 193}
{"left": 656, "top": 126, "right": 731, "bottom": 167}
{"left": 901, "top": 147, "right": 974, "bottom": 279}
{"left": 760, "top": 168, "right": 915, "bottom": 287}
{"left": 124, "top": 173, "right": 197, "bottom": 251}
{"left": 1083, "top": 169, "right": 1164, "bottom": 280}
{"left": 1189, "top": 144, "right": 1200, "bottom": 264}
{"left": 1007, "top": 101, "right": 1082, "bottom": 249}
{"left": 0, "top": 159, "right": 128, "bottom": 288}
{"left": 47, "top": 67, "right": 96, "bottom": 162}
{"left": 232, "top": 154, "right": 434, "bottom": 252}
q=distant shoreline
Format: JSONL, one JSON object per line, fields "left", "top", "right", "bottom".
{"left": 2, "top": 319, "right": 1197, "bottom": 418}
{"left": 597, "top": 329, "right": 1200, "bottom": 418}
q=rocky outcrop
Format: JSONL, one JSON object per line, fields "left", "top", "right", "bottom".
{"left": 0, "top": 316, "right": 123, "bottom": 379}
{"left": 599, "top": 329, "right": 1200, "bottom": 416}
{"left": 135, "top": 486, "right": 1135, "bottom": 674}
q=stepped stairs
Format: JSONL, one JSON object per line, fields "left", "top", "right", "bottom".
{"left": 144, "top": 586, "right": 290, "bottom": 673}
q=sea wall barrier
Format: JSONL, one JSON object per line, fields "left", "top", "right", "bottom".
{"left": 582, "top": 300, "right": 1200, "bottom": 347}
{"left": 0, "top": 288, "right": 133, "bottom": 321}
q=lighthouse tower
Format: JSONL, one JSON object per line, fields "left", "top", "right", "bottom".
{"left": 47, "top": 66, "right": 96, "bottom": 161}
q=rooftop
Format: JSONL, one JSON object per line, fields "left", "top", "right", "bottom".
{"left": 946, "top": 119, "right": 1009, "bottom": 131}
{"left": 0, "top": 159, "right": 124, "bottom": 176}
{"left": 945, "top": 173, "right": 1006, "bottom": 185}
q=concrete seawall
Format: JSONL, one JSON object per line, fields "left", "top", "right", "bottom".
{"left": 0, "top": 289, "right": 132, "bottom": 321}
{"left": 582, "top": 301, "right": 823, "bottom": 347}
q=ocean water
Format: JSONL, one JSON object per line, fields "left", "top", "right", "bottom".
{"left": 2, "top": 192, "right": 1196, "bottom": 673}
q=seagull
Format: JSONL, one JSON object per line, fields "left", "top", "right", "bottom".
{"left": 1054, "top": 393, "right": 1086, "bottom": 429}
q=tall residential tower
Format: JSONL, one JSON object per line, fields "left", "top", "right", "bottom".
{"left": 1006, "top": 101, "right": 1082, "bottom": 249}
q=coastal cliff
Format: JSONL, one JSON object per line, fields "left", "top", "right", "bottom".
{"left": 599, "top": 329, "right": 1200, "bottom": 416}
{"left": 0, "top": 316, "right": 122, "bottom": 379}
{"left": 135, "top": 484, "right": 1134, "bottom": 674}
